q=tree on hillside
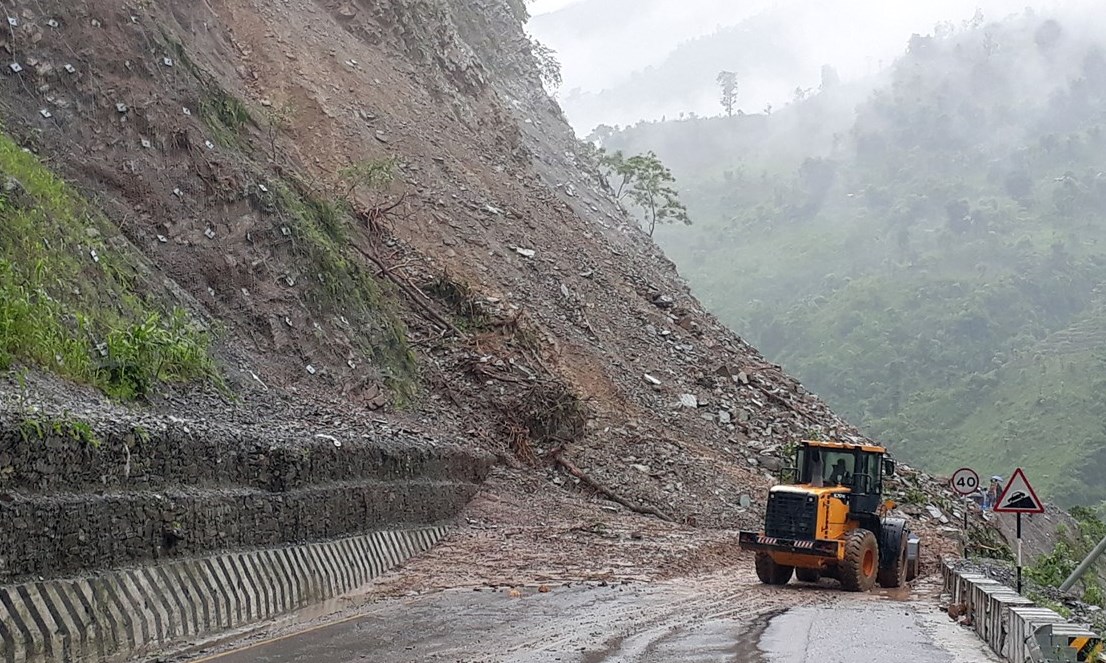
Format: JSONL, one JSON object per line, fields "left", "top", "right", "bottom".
{"left": 600, "top": 151, "right": 691, "bottom": 236}
{"left": 599, "top": 150, "right": 637, "bottom": 201}
{"left": 798, "top": 157, "right": 838, "bottom": 212}
{"left": 717, "top": 71, "right": 738, "bottom": 117}
{"left": 530, "top": 39, "right": 562, "bottom": 93}
{"left": 587, "top": 124, "right": 618, "bottom": 147}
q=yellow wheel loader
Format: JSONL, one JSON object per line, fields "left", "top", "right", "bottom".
{"left": 739, "top": 439, "right": 920, "bottom": 591}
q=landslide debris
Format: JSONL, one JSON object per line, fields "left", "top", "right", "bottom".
{"left": 0, "top": 0, "right": 969, "bottom": 581}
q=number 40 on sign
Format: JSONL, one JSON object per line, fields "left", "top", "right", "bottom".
{"left": 950, "top": 467, "right": 980, "bottom": 496}
{"left": 950, "top": 467, "right": 980, "bottom": 530}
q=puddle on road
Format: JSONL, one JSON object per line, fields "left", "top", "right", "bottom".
{"left": 581, "top": 608, "right": 784, "bottom": 663}
{"left": 878, "top": 584, "right": 914, "bottom": 602}
{"left": 578, "top": 579, "right": 918, "bottom": 663}
{"left": 733, "top": 609, "right": 786, "bottom": 663}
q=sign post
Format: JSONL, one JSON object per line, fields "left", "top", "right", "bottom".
{"left": 950, "top": 467, "right": 980, "bottom": 530}
{"left": 993, "top": 467, "right": 1046, "bottom": 594}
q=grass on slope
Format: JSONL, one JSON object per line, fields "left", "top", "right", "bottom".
{"left": 264, "top": 180, "right": 418, "bottom": 401}
{"left": 875, "top": 325, "right": 1106, "bottom": 509}
{"left": 0, "top": 131, "right": 216, "bottom": 399}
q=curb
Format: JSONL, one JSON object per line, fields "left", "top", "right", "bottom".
{"left": 941, "top": 560, "right": 1104, "bottom": 662}
{"left": 0, "top": 526, "right": 448, "bottom": 663}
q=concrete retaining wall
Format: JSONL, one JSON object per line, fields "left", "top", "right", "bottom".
{"left": 0, "top": 526, "right": 447, "bottom": 663}
{"left": 941, "top": 560, "right": 1104, "bottom": 663}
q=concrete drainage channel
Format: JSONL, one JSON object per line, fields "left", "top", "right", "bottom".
{"left": 941, "top": 561, "right": 1105, "bottom": 663}
{"left": 0, "top": 526, "right": 448, "bottom": 663}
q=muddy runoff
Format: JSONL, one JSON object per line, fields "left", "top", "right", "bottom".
{"left": 181, "top": 569, "right": 1004, "bottom": 663}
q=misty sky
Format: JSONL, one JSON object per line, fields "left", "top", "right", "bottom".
{"left": 528, "top": 0, "right": 1101, "bottom": 132}
{"left": 531, "top": 0, "right": 579, "bottom": 12}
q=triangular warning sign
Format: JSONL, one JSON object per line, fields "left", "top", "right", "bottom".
{"left": 994, "top": 468, "right": 1045, "bottom": 514}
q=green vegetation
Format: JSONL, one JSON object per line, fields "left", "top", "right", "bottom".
{"left": 262, "top": 181, "right": 417, "bottom": 399}
{"left": 201, "top": 90, "right": 255, "bottom": 148}
{"left": 1026, "top": 537, "right": 1078, "bottom": 586}
{"left": 599, "top": 150, "right": 690, "bottom": 236}
{"left": 967, "top": 522, "right": 1014, "bottom": 562}
{"left": 1025, "top": 505, "right": 1106, "bottom": 608}
{"left": 0, "top": 131, "right": 216, "bottom": 399}
{"left": 338, "top": 157, "right": 397, "bottom": 203}
{"left": 161, "top": 31, "right": 256, "bottom": 148}
{"left": 605, "top": 11, "right": 1106, "bottom": 507}
{"left": 161, "top": 29, "right": 418, "bottom": 403}
{"left": 1027, "top": 592, "right": 1074, "bottom": 618}
{"left": 1072, "top": 506, "right": 1106, "bottom": 543}
{"left": 19, "top": 414, "right": 100, "bottom": 447}
{"left": 901, "top": 486, "right": 928, "bottom": 506}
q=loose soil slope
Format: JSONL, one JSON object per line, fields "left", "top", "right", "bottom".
{"left": 0, "top": 0, "right": 961, "bottom": 578}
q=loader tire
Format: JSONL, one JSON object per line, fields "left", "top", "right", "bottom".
{"left": 878, "top": 523, "right": 909, "bottom": 589}
{"left": 839, "top": 529, "right": 879, "bottom": 592}
{"left": 755, "top": 552, "right": 794, "bottom": 585}
{"left": 795, "top": 567, "right": 821, "bottom": 583}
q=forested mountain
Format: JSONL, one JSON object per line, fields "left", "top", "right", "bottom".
{"left": 605, "top": 9, "right": 1106, "bottom": 509}
{"left": 530, "top": 0, "right": 1023, "bottom": 131}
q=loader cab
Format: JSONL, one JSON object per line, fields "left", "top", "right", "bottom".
{"left": 794, "top": 441, "right": 892, "bottom": 515}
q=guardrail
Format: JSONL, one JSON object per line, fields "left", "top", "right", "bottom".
{"left": 941, "top": 561, "right": 1103, "bottom": 662}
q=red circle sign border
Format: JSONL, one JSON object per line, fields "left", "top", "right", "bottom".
{"left": 950, "top": 467, "right": 980, "bottom": 496}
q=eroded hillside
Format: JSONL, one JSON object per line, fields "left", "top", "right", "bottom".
{"left": 0, "top": 0, "right": 968, "bottom": 585}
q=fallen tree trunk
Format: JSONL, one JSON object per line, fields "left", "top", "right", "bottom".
{"left": 553, "top": 450, "right": 674, "bottom": 522}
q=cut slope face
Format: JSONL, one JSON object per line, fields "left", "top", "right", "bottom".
{"left": 0, "top": 0, "right": 863, "bottom": 536}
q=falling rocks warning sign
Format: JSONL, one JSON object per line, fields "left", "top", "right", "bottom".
{"left": 994, "top": 468, "right": 1045, "bottom": 514}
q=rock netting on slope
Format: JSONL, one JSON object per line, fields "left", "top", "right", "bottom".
{"left": 306, "top": 0, "right": 872, "bottom": 526}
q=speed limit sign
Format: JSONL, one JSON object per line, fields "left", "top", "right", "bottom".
{"left": 951, "top": 467, "right": 980, "bottom": 496}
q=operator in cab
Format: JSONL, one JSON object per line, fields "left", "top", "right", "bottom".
{"left": 828, "top": 459, "right": 850, "bottom": 485}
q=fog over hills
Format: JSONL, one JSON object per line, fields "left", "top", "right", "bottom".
{"left": 529, "top": 0, "right": 1099, "bottom": 132}
{"left": 596, "top": 3, "right": 1106, "bottom": 508}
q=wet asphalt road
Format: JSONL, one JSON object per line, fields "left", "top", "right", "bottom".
{"left": 760, "top": 603, "right": 997, "bottom": 663}
{"left": 187, "top": 577, "right": 999, "bottom": 663}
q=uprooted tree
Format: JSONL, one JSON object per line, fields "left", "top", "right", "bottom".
{"left": 338, "top": 156, "right": 397, "bottom": 203}
{"left": 600, "top": 150, "right": 691, "bottom": 236}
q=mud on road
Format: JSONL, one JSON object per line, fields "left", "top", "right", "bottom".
{"left": 183, "top": 568, "right": 997, "bottom": 663}
{"left": 188, "top": 569, "right": 828, "bottom": 663}
{"left": 174, "top": 480, "right": 980, "bottom": 663}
